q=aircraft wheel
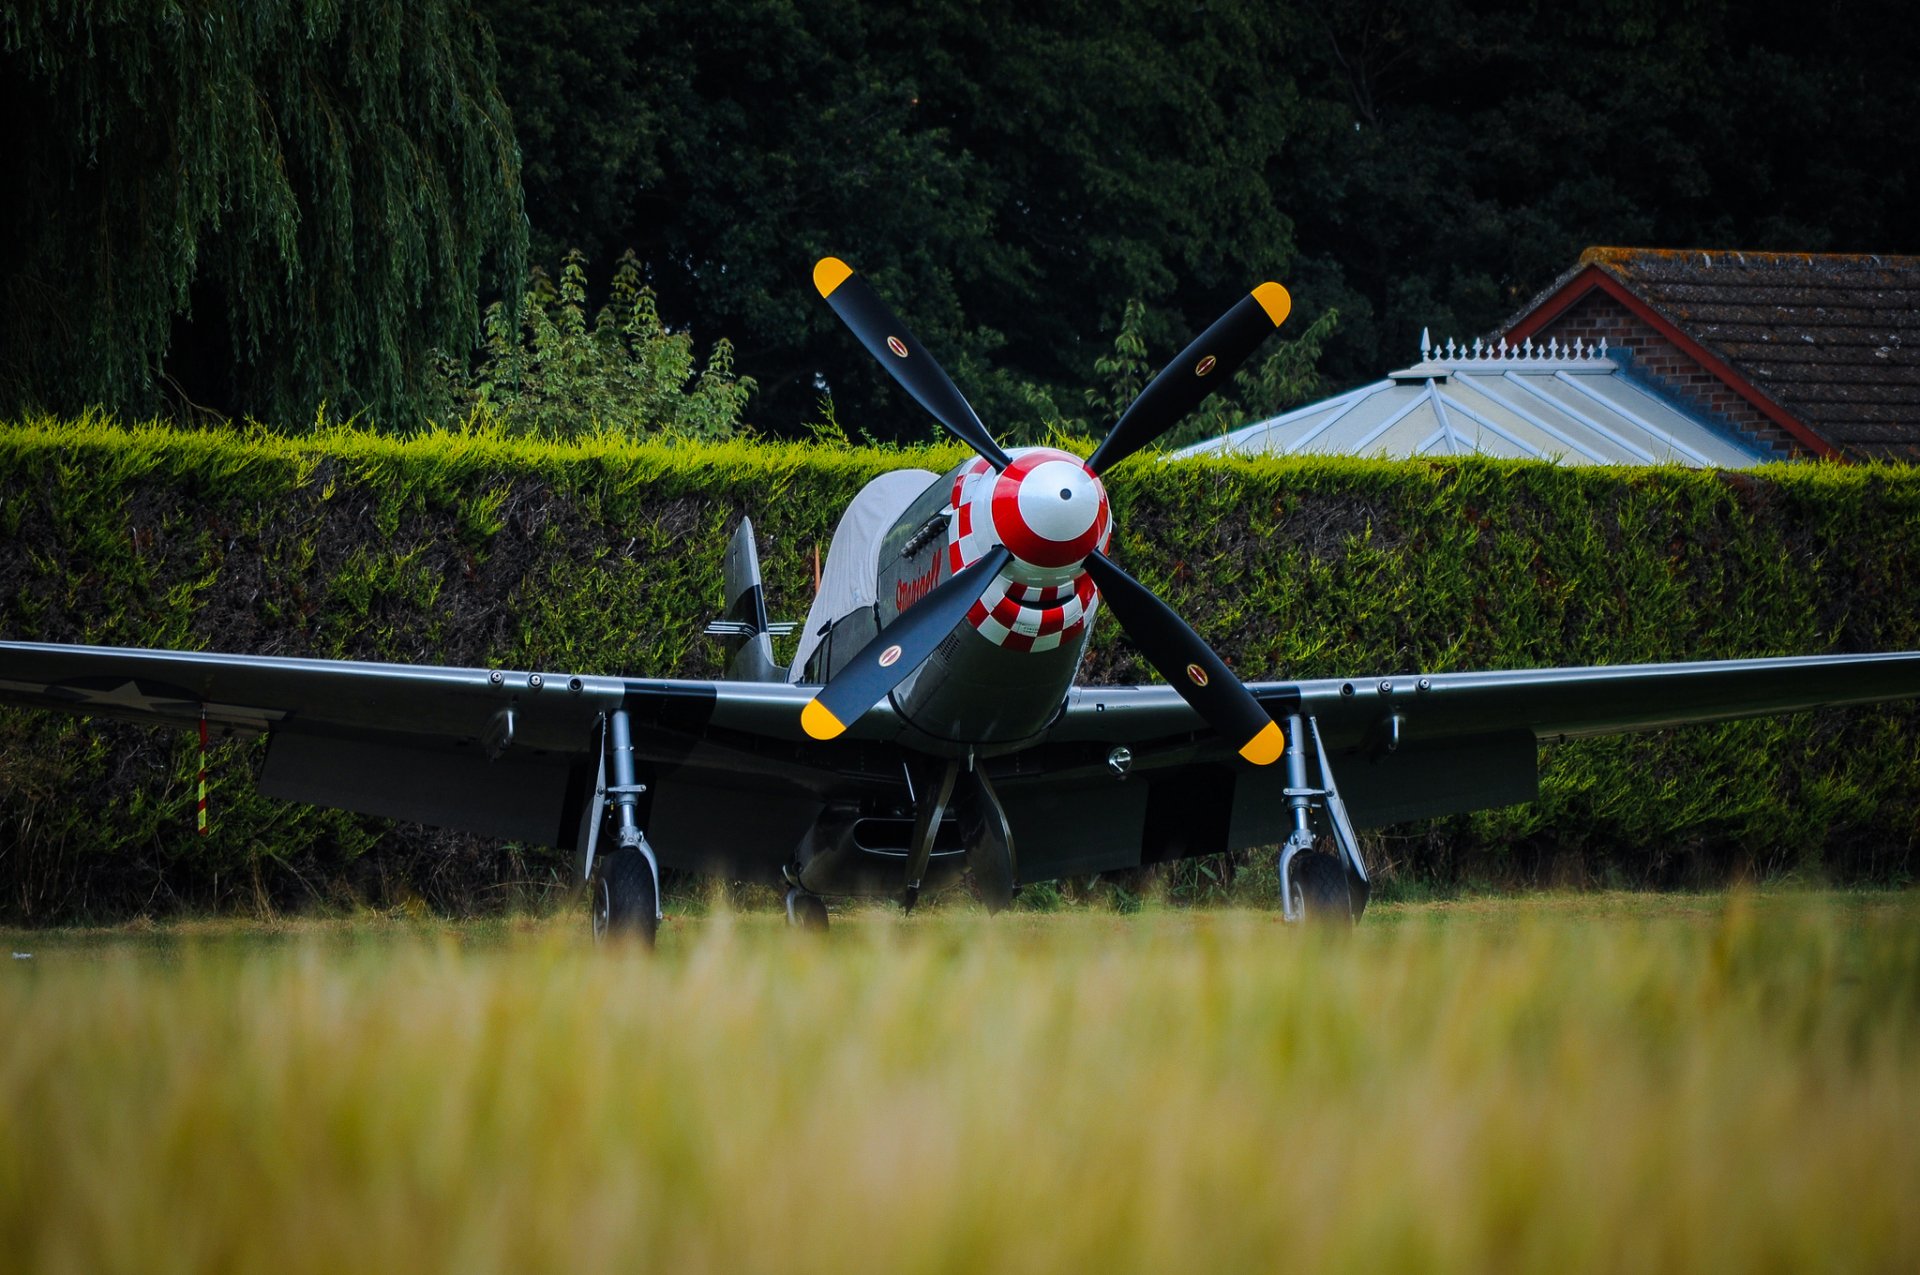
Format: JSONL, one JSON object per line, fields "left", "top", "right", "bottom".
{"left": 1286, "top": 850, "right": 1354, "bottom": 927}
{"left": 594, "top": 848, "right": 659, "bottom": 946}
{"left": 785, "top": 888, "right": 830, "bottom": 931}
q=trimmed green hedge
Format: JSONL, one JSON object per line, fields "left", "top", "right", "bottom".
{"left": 3, "top": 415, "right": 1918, "bottom": 920}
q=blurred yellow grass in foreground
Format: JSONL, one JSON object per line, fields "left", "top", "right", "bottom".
{"left": 2, "top": 891, "right": 1917, "bottom": 1274}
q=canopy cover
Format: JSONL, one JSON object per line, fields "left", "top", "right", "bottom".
{"left": 789, "top": 469, "right": 940, "bottom": 682}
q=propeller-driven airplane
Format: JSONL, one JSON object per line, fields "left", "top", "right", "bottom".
{"left": 5, "top": 256, "right": 1920, "bottom": 942}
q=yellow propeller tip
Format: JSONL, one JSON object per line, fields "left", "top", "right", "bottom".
{"left": 813, "top": 257, "right": 854, "bottom": 298}
{"left": 1252, "top": 282, "right": 1292, "bottom": 328}
{"left": 801, "top": 698, "right": 847, "bottom": 741}
{"left": 1238, "top": 719, "right": 1285, "bottom": 766}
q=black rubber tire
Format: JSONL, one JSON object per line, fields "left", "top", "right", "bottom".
{"left": 786, "top": 888, "right": 830, "bottom": 931}
{"left": 594, "top": 848, "right": 659, "bottom": 946}
{"left": 1287, "top": 850, "right": 1354, "bottom": 927}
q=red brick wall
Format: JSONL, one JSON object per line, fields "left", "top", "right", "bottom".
{"left": 1522, "top": 291, "right": 1807, "bottom": 458}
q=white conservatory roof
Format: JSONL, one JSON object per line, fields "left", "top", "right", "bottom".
{"left": 1175, "top": 335, "right": 1777, "bottom": 467}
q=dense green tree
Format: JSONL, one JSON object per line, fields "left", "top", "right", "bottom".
{"left": 867, "top": 0, "right": 1310, "bottom": 433}
{"left": 10, "top": 0, "right": 1910, "bottom": 435}
{"left": 1284, "top": 0, "right": 1920, "bottom": 386}
{"left": 479, "top": 0, "right": 1313, "bottom": 437}
{"left": 484, "top": 0, "right": 1918, "bottom": 434}
{"left": 0, "top": 0, "right": 526, "bottom": 426}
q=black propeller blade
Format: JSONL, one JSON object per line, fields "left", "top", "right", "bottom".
{"left": 813, "top": 258, "right": 1012, "bottom": 471}
{"left": 1082, "top": 549, "right": 1284, "bottom": 765}
{"left": 801, "top": 546, "right": 1014, "bottom": 741}
{"left": 1086, "top": 283, "right": 1291, "bottom": 476}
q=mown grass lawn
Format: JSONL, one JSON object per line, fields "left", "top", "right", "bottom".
{"left": 3, "top": 890, "right": 1916, "bottom": 1273}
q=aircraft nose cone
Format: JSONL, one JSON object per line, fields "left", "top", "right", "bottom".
{"left": 991, "top": 449, "right": 1110, "bottom": 569}
{"left": 1019, "top": 460, "right": 1099, "bottom": 543}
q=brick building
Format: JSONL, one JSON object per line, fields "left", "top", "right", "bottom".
{"left": 1501, "top": 248, "right": 1920, "bottom": 462}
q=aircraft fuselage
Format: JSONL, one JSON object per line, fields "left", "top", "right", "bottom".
{"left": 867, "top": 448, "right": 1109, "bottom": 755}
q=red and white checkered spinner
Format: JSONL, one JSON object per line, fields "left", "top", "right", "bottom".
{"left": 947, "top": 447, "right": 1112, "bottom": 653}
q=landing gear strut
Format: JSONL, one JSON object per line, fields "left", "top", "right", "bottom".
{"left": 590, "top": 709, "right": 662, "bottom": 945}
{"left": 895, "top": 756, "right": 1018, "bottom": 915}
{"left": 901, "top": 758, "right": 959, "bottom": 914}
{"left": 955, "top": 764, "right": 1017, "bottom": 914}
{"left": 1275, "top": 714, "right": 1369, "bottom": 927}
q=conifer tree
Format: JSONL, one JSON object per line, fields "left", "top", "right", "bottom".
{"left": 0, "top": 0, "right": 526, "bottom": 426}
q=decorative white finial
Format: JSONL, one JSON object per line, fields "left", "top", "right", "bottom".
{"left": 1598, "top": 337, "right": 1609, "bottom": 356}
{"left": 1421, "top": 327, "right": 1431, "bottom": 359}
{"left": 1523, "top": 337, "right": 1534, "bottom": 357}
{"left": 1498, "top": 338, "right": 1509, "bottom": 359}
{"left": 1473, "top": 337, "right": 1484, "bottom": 360}
{"left": 1446, "top": 337, "right": 1457, "bottom": 359}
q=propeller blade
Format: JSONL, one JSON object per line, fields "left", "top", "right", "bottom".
{"left": 801, "top": 545, "right": 1013, "bottom": 741}
{"left": 1081, "top": 549, "right": 1284, "bottom": 765}
{"left": 814, "top": 257, "right": 1013, "bottom": 470}
{"left": 1087, "top": 283, "right": 1292, "bottom": 475}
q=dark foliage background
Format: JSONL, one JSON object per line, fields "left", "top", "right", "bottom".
{"left": 480, "top": 0, "right": 1920, "bottom": 435}
{"left": 0, "top": 0, "right": 526, "bottom": 428}
{"left": 3, "top": 0, "right": 1913, "bottom": 437}
{"left": 2, "top": 421, "right": 1915, "bottom": 921}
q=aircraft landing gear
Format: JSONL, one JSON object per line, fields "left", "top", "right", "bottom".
{"left": 900, "top": 758, "right": 960, "bottom": 914}
{"left": 785, "top": 887, "right": 829, "bottom": 931}
{"left": 1275, "top": 714, "right": 1369, "bottom": 928}
{"left": 587, "top": 709, "right": 663, "bottom": 946}
{"left": 594, "top": 848, "right": 660, "bottom": 945}
{"left": 1281, "top": 844, "right": 1352, "bottom": 925}
{"left": 955, "top": 765, "right": 1017, "bottom": 914}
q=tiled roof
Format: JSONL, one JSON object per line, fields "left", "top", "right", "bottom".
{"left": 1514, "top": 248, "right": 1920, "bottom": 462}
{"left": 1173, "top": 336, "right": 1772, "bottom": 468}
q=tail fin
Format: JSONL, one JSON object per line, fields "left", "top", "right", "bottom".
{"left": 708, "top": 518, "right": 788, "bottom": 683}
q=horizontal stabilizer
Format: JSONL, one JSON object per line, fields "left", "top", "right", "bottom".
{"left": 705, "top": 620, "right": 797, "bottom": 638}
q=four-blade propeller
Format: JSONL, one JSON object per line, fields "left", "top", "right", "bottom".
{"left": 804, "top": 256, "right": 1290, "bottom": 767}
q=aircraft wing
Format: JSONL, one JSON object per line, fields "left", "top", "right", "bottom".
{"left": 1286, "top": 652, "right": 1920, "bottom": 747}
{"left": 0, "top": 641, "right": 904, "bottom": 852}
{"left": 8, "top": 640, "right": 1917, "bottom": 886}
{"left": 1051, "top": 651, "right": 1920, "bottom": 753}
{"left": 1007, "top": 651, "right": 1920, "bottom": 881}
{"left": 0, "top": 641, "right": 626, "bottom": 740}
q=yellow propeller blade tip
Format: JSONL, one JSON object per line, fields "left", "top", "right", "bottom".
{"left": 813, "top": 257, "right": 854, "bottom": 298}
{"left": 1252, "top": 282, "right": 1292, "bottom": 328}
{"left": 1238, "top": 719, "right": 1285, "bottom": 766}
{"left": 801, "top": 698, "right": 848, "bottom": 741}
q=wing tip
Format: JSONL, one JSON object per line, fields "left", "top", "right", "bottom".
{"left": 1238, "top": 718, "right": 1285, "bottom": 766}
{"left": 801, "top": 697, "right": 847, "bottom": 740}
{"left": 813, "top": 257, "right": 854, "bottom": 299}
{"left": 1251, "top": 282, "right": 1292, "bottom": 328}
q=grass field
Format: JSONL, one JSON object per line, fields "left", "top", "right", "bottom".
{"left": 3, "top": 890, "right": 1917, "bottom": 1273}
